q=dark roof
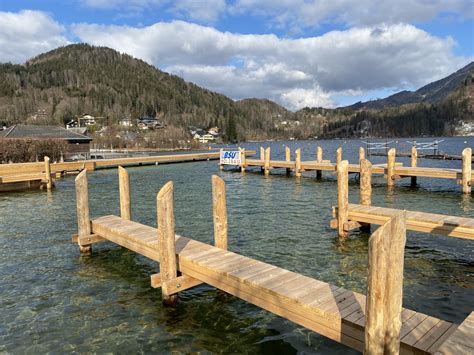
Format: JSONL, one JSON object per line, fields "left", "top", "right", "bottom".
{"left": 0, "top": 125, "right": 92, "bottom": 142}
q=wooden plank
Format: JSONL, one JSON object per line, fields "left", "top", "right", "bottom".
{"left": 435, "top": 312, "right": 474, "bottom": 354}
{"left": 161, "top": 274, "right": 203, "bottom": 295}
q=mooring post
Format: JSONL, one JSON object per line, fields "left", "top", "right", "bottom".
{"left": 219, "top": 148, "right": 224, "bottom": 170}
{"left": 337, "top": 160, "right": 349, "bottom": 239}
{"left": 264, "top": 147, "right": 271, "bottom": 175}
{"left": 157, "top": 181, "right": 178, "bottom": 306}
{"left": 336, "top": 147, "right": 342, "bottom": 167}
{"left": 410, "top": 145, "right": 418, "bottom": 187}
{"left": 239, "top": 148, "right": 246, "bottom": 172}
{"left": 359, "top": 159, "right": 372, "bottom": 233}
{"left": 359, "top": 147, "right": 365, "bottom": 163}
{"left": 285, "top": 146, "right": 291, "bottom": 174}
{"left": 212, "top": 175, "right": 228, "bottom": 250}
{"left": 316, "top": 146, "right": 323, "bottom": 180}
{"left": 462, "top": 147, "right": 472, "bottom": 194}
{"left": 44, "top": 156, "right": 53, "bottom": 190}
{"left": 260, "top": 147, "right": 265, "bottom": 172}
{"left": 387, "top": 148, "right": 396, "bottom": 189}
{"left": 365, "top": 211, "right": 406, "bottom": 354}
{"left": 295, "top": 148, "right": 302, "bottom": 178}
{"left": 75, "top": 170, "right": 92, "bottom": 253}
{"left": 118, "top": 166, "right": 131, "bottom": 220}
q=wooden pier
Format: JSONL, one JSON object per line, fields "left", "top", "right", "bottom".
{"left": 72, "top": 168, "right": 473, "bottom": 354}
{"left": 0, "top": 150, "right": 255, "bottom": 192}
{"left": 225, "top": 146, "right": 474, "bottom": 194}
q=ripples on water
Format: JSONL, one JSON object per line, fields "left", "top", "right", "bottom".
{"left": 0, "top": 137, "right": 473, "bottom": 353}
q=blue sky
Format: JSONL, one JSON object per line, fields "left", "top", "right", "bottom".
{"left": 0, "top": 0, "right": 473, "bottom": 109}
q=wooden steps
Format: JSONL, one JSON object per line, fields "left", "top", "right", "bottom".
{"left": 339, "top": 204, "right": 474, "bottom": 240}
{"left": 90, "top": 215, "right": 457, "bottom": 354}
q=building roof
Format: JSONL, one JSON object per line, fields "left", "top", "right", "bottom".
{"left": 0, "top": 125, "right": 92, "bottom": 142}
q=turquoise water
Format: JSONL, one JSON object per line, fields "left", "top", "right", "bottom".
{"left": 1, "top": 137, "right": 473, "bottom": 353}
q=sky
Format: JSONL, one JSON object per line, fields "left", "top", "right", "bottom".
{"left": 0, "top": 1, "right": 473, "bottom": 110}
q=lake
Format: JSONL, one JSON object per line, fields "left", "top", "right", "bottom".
{"left": 1, "top": 137, "right": 473, "bottom": 353}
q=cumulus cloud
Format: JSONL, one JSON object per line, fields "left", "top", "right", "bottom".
{"left": 0, "top": 10, "right": 69, "bottom": 63}
{"left": 72, "top": 20, "right": 469, "bottom": 109}
{"left": 230, "top": 0, "right": 473, "bottom": 30}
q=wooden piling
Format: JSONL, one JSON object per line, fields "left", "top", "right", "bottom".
{"left": 118, "top": 166, "right": 131, "bottom": 220}
{"left": 285, "top": 146, "right": 291, "bottom": 174}
{"left": 411, "top": 146, "right": 417, "bottom": 187}
{"left": 462, "top": 147, "right": 472, "bottom": 194}
{"left": 75, "top": 170, "right": 92, "bottom": 253}
{"left": 336, "top": 147, "right": 342, "bottom": 167}
{"left": 316, "top": 146, "right": 323, "bottom": 180}
{"left": 337, "top": 160, "right": 349, "bottom": 238}
{"left": 240, "top": 148, "right": 246, "bottom": 172}
{"left": 212, "top": 175, "right": 228, "bottom": 250}
{"left": 264, "top": 147, "right": 271, "bottom": 175}
{"left": 44, "top": 156, "right": 53, "bottom": 190}
{"left": 359, "top": 147, "right": 365, "bottom": 163}
{"left": 219, "top": 148, "right": 224, "bottom": 170}
{"left": 295, "top": 148, "right": 302, "bottom": 178}
{"left": 387, "top": 148, "right": 396, "bottom": 189}
{"left": 365, "top": 211, "right": 406, "bottom": 354}
{"left": 157, "top": 181, "right": 178, "bottom": 305}
{"left": 260, "top": 146, "right": 265, "bottom": 160}
{"left": 359, "top": 159, "right": 372, "bottom": 233}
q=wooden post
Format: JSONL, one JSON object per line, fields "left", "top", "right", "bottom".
{"left": 240, "top": 148, "right": 246, "bottom": 172}
{"left": 212, "top": 175, "right": 228, "bottom": 250}
{"left": 337, "top": 160, "right": 349, "bottom": 238}
{"left": 387, "top": 148, "right": 396, "bottom": 189}
{"left": 44, "top": 156, "right": 53, "bottom": 190}
{"left": 75, "top": 170, "right": 91, "bottom": 253}
{"left": 118, "top": 166, "right": 131, "bottom": 220}
{"left": 359, "top": 159, "right": 372, "bottom": 233}
{"left": 316, "top": 146, "right": 323, "bottom": 180}
{"left": 295, "top": 148, "right": 302, "bottom": 178}
{"left": 285, "top": 146, "right": 291, "bottom": 174}
{"left": 411, "top": 146, "right": 417, "bottom": 187}
{"left": 359, "top": 147, "right": 365, "bottom": 163}
{"left": 462, "top": 147, "right": 472, "bottom": 194}
{"left": 157, "top": 181, "right": 178, "bottom": 305}
{"left": 336, "top": 147, "right": 342, "bottom": 167}
{"left": 365, "top": 211, "right": 406, "bottom": 354}
{"left": 260, "top": 147, "right": 265, "bottom": 172}
{"left": 219, "top": 148, "right": 224, "bottom": 170}
{"left": 264, "top": 147, "right": 271, "bottom": 176}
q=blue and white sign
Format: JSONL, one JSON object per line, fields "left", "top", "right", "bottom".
{"left": 220, "top": 150, "right": 241, "bottom": 165}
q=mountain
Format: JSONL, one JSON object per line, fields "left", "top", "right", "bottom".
{"left": 346, "top": 62, "right": 474, "bottom": 110}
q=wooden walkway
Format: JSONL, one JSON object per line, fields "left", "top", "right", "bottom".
{"left": 72, "top": 168, "right": 473, "bottom": 354}
{"left": 89, "top": 215, "right": 457, "bottom": 354}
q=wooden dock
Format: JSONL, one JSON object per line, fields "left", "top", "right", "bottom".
{"left": 72, "top": 168, "right": 473, "bottom": 354}
{"left": 0, "top": 150, "right": 255, "bottom": 192}
{"left": 225, "top": 146, "right": 474, "bottom": 194}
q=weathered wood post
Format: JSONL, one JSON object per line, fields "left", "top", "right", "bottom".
{"left": 260, "top": 147, "right": 265, "bottom": 172}
{"left": 295, "top": 148, "right": 302, "bottom": 178}
{"left": 337, "top": 160, "right": 349, "bottom": 239}
{"left": 316, "top": 146, "right": 323, "bottom": 180}
{"left": 387, "top": 148, "right": 396, "bottom": 189}
{"left": 219, "top": 148, "right": 224, "bottom": 170}
{"left": 365, "top": 211, "right": 406, "bottom": 354}
{"left": 359, "top": 147, "right": 365, "bottom": 163}
{"left": 285, "top": 146, "right": 291, "bottom": 174}
{"left": 264, "top": 147, "right": 271, "bottom": 176}
{"left": 157, "top": 181, "right": 178, "bottom": 305}
{"left": 118, "top": 166, "right": 131, "bottom": 220}
{"left": 75, "top": 170, "right": 92, "bottom": 253}
{"left": 462, "top": 147, "right": 472, "bottom": 194}
{"left": 336, "top": 147, "right": 342, "bottom": 167}
{"left": 212, "top": 175, "right": 228, "bottom": 250}
{"left": 411, "top": 145, "right": 417, "bottom": 187}
{"left": 239, "top": 147, "right": 246, "bottom": 172}
{"left": 44, "top": 156, "right": 53, "bottom": 190}
{"left": 359, "top": 159, "right": 372, "bottom": 233}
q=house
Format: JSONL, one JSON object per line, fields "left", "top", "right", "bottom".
{"left": 195, "top": 133, "right": 215, "bottom": 143}
{"left": 208, "top": 126, "right": 220, "bottom": 136}
{"left": 78, "top": 114, "right": 96, "bottom": 127}
{"left": 66, "top": 120, "right": 78, "bottom": 129}
{"left": 0, "top": 124, "right": 92, "bottom": 153}
{"left": 138, "top": 117, "right": 165, "bottom": 130}
{"left": 119, "top": 117, "right": 133, "bottom": 127}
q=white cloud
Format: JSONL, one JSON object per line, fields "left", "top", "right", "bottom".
{"left": 231, "top": 0, "right": 473, "bottom": 30}
{"left": 0, "top": 10, "right": 69, "bottom": 63}
{"left": 72, "top": 20, "right": 470, "bottom": 109}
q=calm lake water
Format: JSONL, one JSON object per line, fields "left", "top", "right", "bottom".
{"left": 1, "top": 137, "right": 473, "bottom": 353}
